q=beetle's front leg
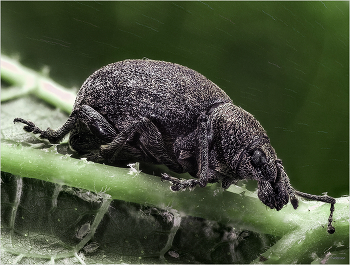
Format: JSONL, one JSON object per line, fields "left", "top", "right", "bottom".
{"left": 161, "top": 173, "right": 200, "bottom": 191}
{"left": 196, "top": 112, "right": 211, "bottom": 187}
{"left": 162, "top": 112, "right": 213, "bottom": 190}
{"left": 161, "top": 169, "right": 219, "bottom": 191}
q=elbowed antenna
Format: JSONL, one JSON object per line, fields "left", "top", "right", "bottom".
{"left": 276, "top": 160, "right": 336, "bottom": 234}
{"left": 294, "top": 190, "right": 336, "bottom": 234}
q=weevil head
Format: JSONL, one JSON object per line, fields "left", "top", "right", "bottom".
{"left": 212, "top": 103, "right": 293, "bottom": 210}
{"left": 236, "top": 139, "right": 290, "bottom": 210}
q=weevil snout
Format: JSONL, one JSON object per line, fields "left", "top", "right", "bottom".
{"left": 257, "top": 173, "right": 290, "bottom": 211}
{"left": 237, "top": 143, "right": 290, "bottom": 210}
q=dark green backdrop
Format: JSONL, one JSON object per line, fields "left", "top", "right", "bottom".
{"left": 2, "top": 1, "right": 348, "bottom": 197}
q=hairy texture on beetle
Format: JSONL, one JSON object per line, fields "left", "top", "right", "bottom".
{"left": 74, "top": 60, "right": 231, "bottom": 138}
{"left": 14, "top": 59, "right": 336, "bottom": 233}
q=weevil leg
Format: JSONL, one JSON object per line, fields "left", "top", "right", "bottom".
{"left": 162, "top": 112, "right": 213, "bottom": 190}
{"left": 99, "top": 128, "right": 131, "bottom": 160}
{"left": 137, "top": 117, "right": 180, "bottom": 170}
{"left": 66, "top": 109, "right": 139, "bottom": 159}
{"left": 13, "top": 114, "right": 77, "bottom": 144}
{"left": 69, "top": 122, "right": 105, "bottom": 153}
{"left": 65, "top": 105, "right": 118, "bottom": 153}
{"left": 196, "top": 112, "right": 210, "bottom": 187}
{"left": 161, "top": 173, "right": 200, "bottom": 191}
{"left": 161, "top": 169, "right": 219, "bottom": 191}
{"left": 173, "top": 131, "right": 197, "bottom": 173}
{"left": 76, "top": 105, "right": 118, "bottom": 142}
{"left": 100, "top": 117, "right": 179, "bottom": 170}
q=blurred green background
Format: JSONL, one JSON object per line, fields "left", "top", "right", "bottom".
{"left": 2, "top": 1, "right": 348, "bottom": 197}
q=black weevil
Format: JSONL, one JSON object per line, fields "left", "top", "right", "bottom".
{"left": 14, "top": 59, "right": 336, "bottom": 233}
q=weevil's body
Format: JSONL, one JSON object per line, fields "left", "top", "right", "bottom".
{"left": 71, "top": 61, "right": 270, "bottom": 183}
{"left": 14, "top": 59, "right": 336, "bottom": 233}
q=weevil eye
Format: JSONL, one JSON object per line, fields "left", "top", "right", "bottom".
{"left": 251, "top": 149, "right": 267, "bottom": 167}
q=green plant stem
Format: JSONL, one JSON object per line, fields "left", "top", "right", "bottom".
{"left": 1, "top": 55, "right": 75, "bottom": 113}
{"left": 1, "top": 86, "right": 31, "bottom": 102}
{"left": 2, "top": 142, "right": 348, "bottom": 242}
{"left": 256, "top": 219, "right": 349, "bottom": 263}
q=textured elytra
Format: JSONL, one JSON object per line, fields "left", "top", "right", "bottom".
{"left": 14, "top": 59, "right": 336, "bottom": 233}
{"left": 75, "top": 60, "right": 232, "bottom": 137}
